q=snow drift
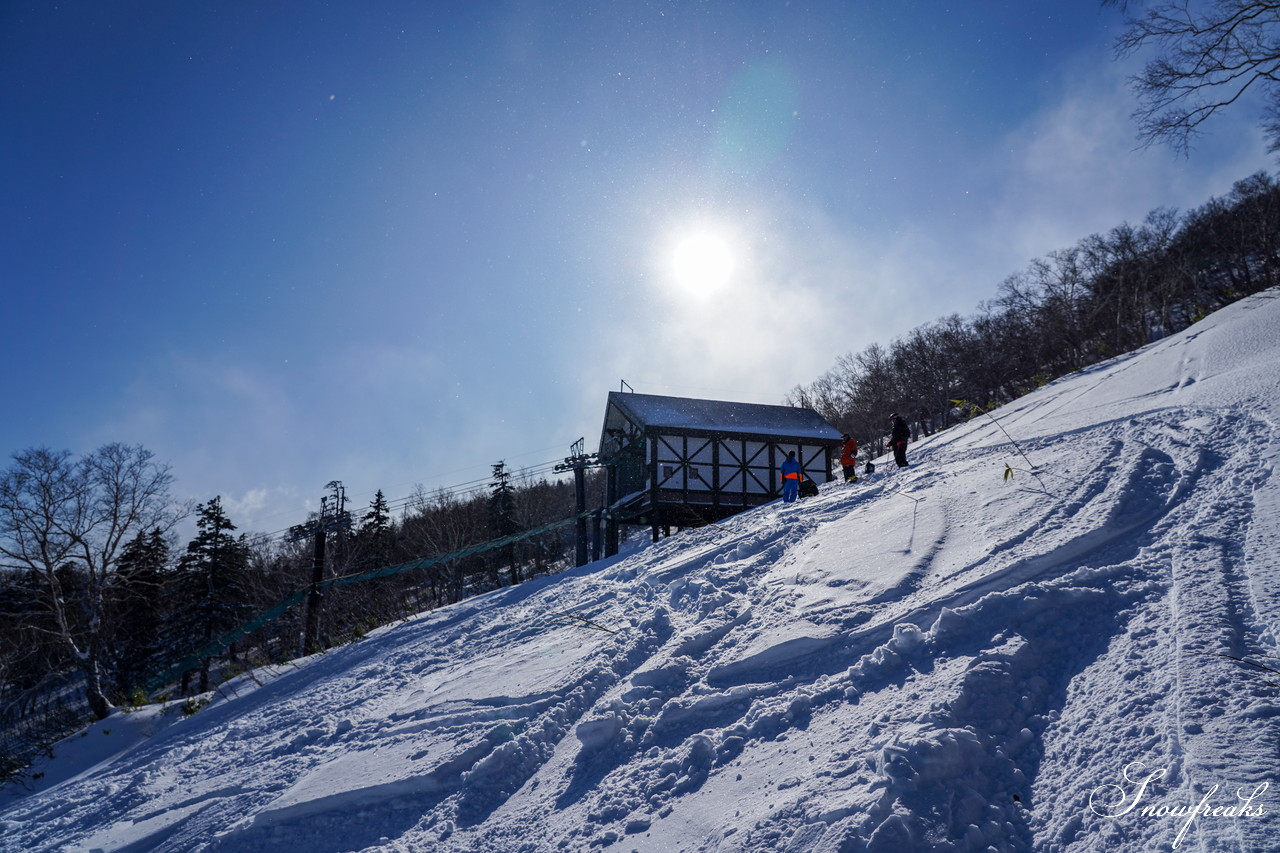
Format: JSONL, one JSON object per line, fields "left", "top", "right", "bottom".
{"left": 3, "top": 291, "right": 1279, "bottom": 852}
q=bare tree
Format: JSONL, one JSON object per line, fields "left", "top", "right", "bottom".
{"left": 400, "top": 485, "right": 486, "bottom": 605}
{"left": 1109, "top": 0, "right": 1280, "bottom": 153}
{"left": 0, "top": 444, "right": 188, "bottom": 719}
{"left": 892, "top": 316, "right": 977, "bottom": 430}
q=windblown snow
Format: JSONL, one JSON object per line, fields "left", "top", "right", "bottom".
{"left": 4, "top": 292, "right": 1279, "bottom": 852}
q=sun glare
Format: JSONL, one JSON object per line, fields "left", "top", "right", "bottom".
{"left": 670, "top": 232, "right": 735, "bottom": 299}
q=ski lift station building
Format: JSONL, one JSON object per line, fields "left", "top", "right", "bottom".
{"left": 597, "top": 391, "right": 842, "bottom": 554}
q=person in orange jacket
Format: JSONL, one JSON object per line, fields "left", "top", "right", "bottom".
{"left": 780, "top": 451, "right": 802, "bottom": 503}
{"left": 840, "top": 434, "right": 859, "bottom": 483}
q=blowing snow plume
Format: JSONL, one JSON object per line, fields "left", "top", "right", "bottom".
{"left": 4, "top": 291, "right": 1279, "bottom": 851}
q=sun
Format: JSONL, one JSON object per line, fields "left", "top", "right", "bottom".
{"left": 670, "top": 231, "right": 735, "bottom": 299}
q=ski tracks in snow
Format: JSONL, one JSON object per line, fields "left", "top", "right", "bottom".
{"left": 197, "top": 404, "right": 1279, "bottom": 852}
{"left": 5, "top": 297, "right": 1280, "bottom": 852}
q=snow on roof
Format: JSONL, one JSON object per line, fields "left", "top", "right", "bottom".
{"left": 606, "top": 391, "right": 842, "bottom": 441}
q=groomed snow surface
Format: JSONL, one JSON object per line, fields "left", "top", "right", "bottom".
{"left": 3, "top": 291, "right": 1279, "bottom": 852}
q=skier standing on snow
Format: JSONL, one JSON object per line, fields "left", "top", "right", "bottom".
{"left": 889, "top": 413, "right": 911, "bottom": 468}
{"left": 780, "top": 451, "right": 802, "bottom": 503}
{"left": 840, "top": 434, "right": 859, "bottom": 483}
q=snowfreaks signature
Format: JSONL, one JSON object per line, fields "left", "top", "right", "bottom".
{"left": 1089, "top": 762, "right": 1269, "bottom": 848}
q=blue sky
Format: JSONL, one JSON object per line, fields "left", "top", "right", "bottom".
{"left": 2, "top": 1, "right": 1271, "bottom": 534}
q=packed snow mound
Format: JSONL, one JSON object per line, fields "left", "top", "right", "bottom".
{"left": 3, "top": 291, "right": 1279, "bottom": 852}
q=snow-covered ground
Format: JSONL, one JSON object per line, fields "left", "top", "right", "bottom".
{"left": 3, "top": 291, "right": 1278, "bottom": 852}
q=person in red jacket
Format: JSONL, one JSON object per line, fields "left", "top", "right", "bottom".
{"left": 840, "top": 434, "right": 859, "bottom": 482}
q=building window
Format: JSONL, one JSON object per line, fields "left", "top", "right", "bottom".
{"left": 660, "top": 465, "right": 704, "bottom": 483}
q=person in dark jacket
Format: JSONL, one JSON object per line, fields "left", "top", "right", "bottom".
{"left": 799, "top": 475, "right": 819, "bottom": 499}
{"left": 780, "top": 451, "right": 802, "bottom": 503}
{"left": 889, "top": 413, "right": 911, "bottom": 468}
{"left": 840, "top": 434, "right": 859, "bottom": 483}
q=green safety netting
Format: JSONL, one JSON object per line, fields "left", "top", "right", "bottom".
{"left": 145, "top": 512, "right": 593, "bottom": 693}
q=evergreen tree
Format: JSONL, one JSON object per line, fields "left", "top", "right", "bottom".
{"left": 107, "top": 529, "right": 169, "bottom": 699}
{"left": 166, "top": 497, "right": 252, "bottom": 694}
{"left": 358, "top": 489, "right": 393, "bottom": 566}
{"left": 488, "top": 461, "right": 522, "bottom": 586}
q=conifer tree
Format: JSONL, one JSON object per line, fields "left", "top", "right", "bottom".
{"left": 107, "top": 529, "right": 170, "bottom": 698}
{"left": 358, "top": 489, "right": 393, "bottom": 566}
{"left": 488, "top": 461, "right": 522, "bottom": 585}
{"left": 166, "top": 497, "right": 251, "bottom": 694}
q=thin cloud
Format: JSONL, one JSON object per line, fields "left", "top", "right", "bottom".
{"left": 990, "top": 56, "right": 1273, "bottom": 268}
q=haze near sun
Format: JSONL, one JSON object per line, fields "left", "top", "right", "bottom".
{"left": 670, "top": 231, "right": 736, "bottom": 300}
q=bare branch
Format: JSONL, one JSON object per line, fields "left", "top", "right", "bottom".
{"left": 1112, "top": 0, "right": 1280, "bottom": 152}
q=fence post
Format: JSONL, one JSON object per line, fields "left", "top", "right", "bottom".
{"left": 303, "top": 525, "right": 325, "bottom": 655}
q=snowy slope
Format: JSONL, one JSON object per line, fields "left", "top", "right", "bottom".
{"left": 3, "top": 291, "right": 1279, "bottom": 852}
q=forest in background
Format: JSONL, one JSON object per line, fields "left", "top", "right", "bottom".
{"left": 2, "top": 169, "right": 1277, "bottom": 784}
{"left": 786, "top": 172, "right": 1280, "bottom": 455}
{"left": 0, "top": 453, "right": 604, "bottom": 782}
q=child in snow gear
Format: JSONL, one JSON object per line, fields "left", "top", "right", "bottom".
{"left": 780, "top": 451, "right": 802, "bottom": 503}
{"left": 889, "top": 413, "right": 911, "bottom": 468}
{"left": 799, "top": 476, "right": 819, "bottom": 498}
{"left": 840, "top": 434, "right": 859, "bottom": 482}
